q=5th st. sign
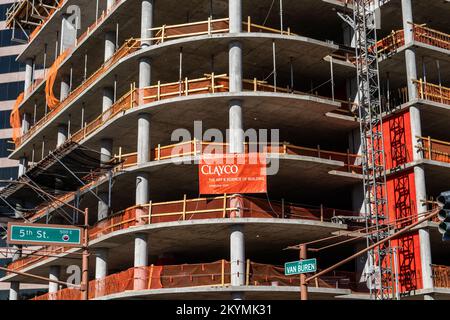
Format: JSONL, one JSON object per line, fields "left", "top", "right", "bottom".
{"left": 7, "top": 222, "right": 83, "bottom": 247}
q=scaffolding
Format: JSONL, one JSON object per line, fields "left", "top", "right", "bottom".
{"left": 6, "top": 0, "right": 62, "bottom": 42}
{"left": 353, "top": 0, "right": 393, "bottom": 300}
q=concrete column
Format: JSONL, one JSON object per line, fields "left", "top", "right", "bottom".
{"left": 57, "top": 124, "right": 68, "bottom": 147}
{"left": 136, "top": 113, "right": 150, "bottom": 207}
{"left": 230, "top": 225, "right": 245, "bottom": 300}
{"left": 140, "top": 0, "right": 154, "bottom": 47}
{"left": 137, "top": 114, "right": 150, "bottom": 163}
{"left": 9, "top": 245, "right": 22, "bottom": 300}
{"left": 134, "top": 233, "right": 149, "bottom": 290}
{"left": 24, "top": 58, "right": 34, "bottom": 95}
{"left": 60, "top": 77, "right": 70, "bottom": 101}
{"left": 18, "top": 157, "right": 28, "bottom": 177}
{"left": 9, "top": 282, "right": 19, "bottom": 300}
{"left": 95, "top": 249, "right": 109, "bottom": 280}
{"left": 94, "top": 248, "right": 109, "bottom": 297}
{"left": 100, "top": 139, "right": 113, "bottom": 164}
{"left": 409, "top": 105, "right": 433, "bottom": 295}
{"left": 104, "top": 31, "right": 116, "bottom": 62}
{"left": 139, "top": 58, "right": 151, "bottom": 88}
{"left": 401, "top": 0, "right": 417, "bottom": 101}
{"left": 98, "top": 138, "right": 113, "bottom": 221}
{"left": 229, "top": 0, "right": 242, "bottom": 33}
{"left": 49, "top": 265, "right": 61, "bottom": 300}
{"left": 229, "top": 42, "right": 242, "bottom": 93}
{"left": 97, "top": 192, "right": 109, "bottom": 221}
{"left": 136, "top": 173, "right": 150, "bottom": 205}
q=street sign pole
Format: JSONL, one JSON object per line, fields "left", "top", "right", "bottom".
{"left": 81, "top": 208, "right": 89, "bottom": 300}
{"left": 300, "top": 244, "right": 308, "bottom": 301}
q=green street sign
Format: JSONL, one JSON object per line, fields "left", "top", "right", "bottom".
{"left": 285, "top": 258, "right": 317, "bottom": 275}
{"left": 7, "top": 223, "right": 83, "bottom": 247}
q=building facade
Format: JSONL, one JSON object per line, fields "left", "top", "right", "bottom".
{"left": 0, "top": 0, "right": 448, "bottom": 300}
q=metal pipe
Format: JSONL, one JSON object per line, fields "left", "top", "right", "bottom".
{"left": 305, "top": 209, "right": 438, "bottom": 283}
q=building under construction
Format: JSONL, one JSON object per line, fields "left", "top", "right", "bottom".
{"left": 0, "top": 0, "right": 449, "bottom": 300}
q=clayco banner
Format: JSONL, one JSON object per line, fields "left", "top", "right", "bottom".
{"left": 199, "top": 153, "right": 267, "bottom": 194}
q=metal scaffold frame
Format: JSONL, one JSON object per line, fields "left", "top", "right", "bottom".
{"left": 352, "top": 0, "right": 393, "bottom": 300}
{"left": 6, "top": 0, "right": 61, "bottom": 42}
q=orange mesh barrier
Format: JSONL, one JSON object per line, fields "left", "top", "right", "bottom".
{"left": 45, "top": 49, "right": 70, "bottom": 109}
{"left": 412, "top": 24, "right": 450, "bottom": 51}
{"left": 31, "top": 261, "right": 356, "bottom": 300}
{"left": 249, "top": 262, "right": 352, "bottom": 289}
{"left": 419, "top": 137, "right": 450, "bottom": 164}
{"left": 432, "top": 265, "right": 450, "bottom": 288}
{"left": 414, "top": 80, "right": 450, "bottom": 105}
{"left": 7, "top": 246, "right": 67, "bottom": 272}
{"left": 10, "top": 92, "right": 24, "bottom": 143}
{"left": 86, "top": 195, "right": 358, "bottom": 242}
{"left": 89, "top": 267, "right": 135, "bottom": 299}
{"left": 376, "top": 30, "right": 405, "bottom": 55}
{"left": 377, "top": 24, "right": 450, "bottom": 56}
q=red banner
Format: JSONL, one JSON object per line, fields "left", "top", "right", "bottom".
{"left": 199, "top": 153, "right": 267, "bottom": 195}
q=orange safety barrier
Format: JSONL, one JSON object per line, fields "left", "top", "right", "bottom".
{"left": 9, "top": 195, "right": 358, "bottom": 273}
{"left": 149, "top": 16, "right": 295, "bottom": 45}
{"left": 87, "top": 195, "right": 357, "bottom": 241}
{"left": 31, "top": 260, "right": 356, "bottom": 300}
{"left": 414, "top": 79, "right": 450, "bottom": 105}
{"left": 10, "top": 92, "right": 24, "bottom": 143}
{"left": 116, "top": 140, "right": 362, "bottom": 174}
{"left": 377, "top": 23, "right": 450, "bottom": 56}
{"left": 432, "top": 265, "right": 450, "bottom": 288}
{"left": 67, "top": 74, "right": 350, "bottom": 149}
{"left": 6, "top": 246, "right": 67, "bottom": 272}
{"left": 417, "top": 136, "right": 450, "bottom": 164}
{"left": 45, "top": 49, "right": 70, "bottom": 109}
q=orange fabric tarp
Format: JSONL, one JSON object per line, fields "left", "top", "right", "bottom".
{"left": 45, "top": 49, "right": 70, "bottom": 109}
{"left": 10, "top": 92, "right": 24, "bottom": 143}
{"left": 199, "top": 153, "right": 267, "bottom": 195}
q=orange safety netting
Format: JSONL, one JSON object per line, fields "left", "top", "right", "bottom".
{"left": 10, "top": 92, "right": 24, "bottom": 143}
{"left": 31, "top": 261, "right": 356, "bottom": 300}
{"left": 45, "top": 49, "right": 70, "bottom": 109}
{"left": 422, "top": 138, "right": 450, "bottom": 163}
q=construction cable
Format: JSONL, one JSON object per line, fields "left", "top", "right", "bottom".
{"left": 297, "top": 209, "right": 436, "bottom": 252}
{"left": 262, "top": 0, "right": 276, "bottom": 26}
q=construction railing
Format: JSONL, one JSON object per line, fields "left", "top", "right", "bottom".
{"left": 148, "top": 16, "right": 295, "bottom": 45}
{"left": 377, "top": 23, "right": 450, "bottom": 56}
{"left": 16, "top": 16, "right": 299, "bottom": 148}
{"left": 114, "top": 140, "right": 362, "bottom": 173}
{"left": 67, "top": 74, "right": 351, "bottom": 148}
{"left": 31, "top": 260, "right": 356, "bottom": 300}
{"left": 15, "top": 38, "right": 141, "bottom": 147}
{"left": 8, "top": 195, "right": 357, "bottom": 272}
{"left": 5, "top": 246, "right": 68, "bottom": 273}
{"left": 413, "top": 79, "right": 450, "bottom": 105}
{"left": 76, "top": 0, "right": 125, "bottom": 45}
{"left": 416, "top": 136, "right": 450, "bottom": 164}
{"left": 88, "top": 195, "right": 357, "bottom": 241}
{"left": 432, "top": 265, "right": 450, "bottom": 288}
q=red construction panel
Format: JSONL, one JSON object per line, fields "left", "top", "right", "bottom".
{"left": 385, "top": 166, "right": 423, "bottom": 292}
{"left": 383, "top": 109, "right": 413, "bottom": 171}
